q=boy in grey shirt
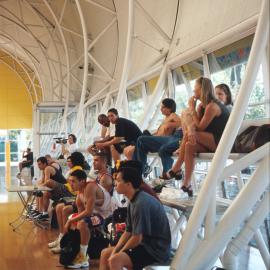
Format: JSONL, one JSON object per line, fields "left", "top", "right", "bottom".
{"left": 99, "top": 167, "right": 171, "bottom": 270}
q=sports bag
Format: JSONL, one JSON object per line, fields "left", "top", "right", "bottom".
{"left": 233, "top": 124, "right": 270, "bottom": 153}
{"left": 59, "top": 229, "right": 80, "bottom": 266}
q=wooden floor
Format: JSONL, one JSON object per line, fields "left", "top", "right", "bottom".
{"left": 0, "top": 193, "right": 99, "bottom": 270}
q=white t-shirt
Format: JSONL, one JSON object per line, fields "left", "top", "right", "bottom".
{"left": 105, "top": 123, "right": 115, "bottom": 137}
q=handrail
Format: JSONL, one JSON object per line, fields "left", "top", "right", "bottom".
{"left": 171, "top": 0, "right": 269, "bottom": 269}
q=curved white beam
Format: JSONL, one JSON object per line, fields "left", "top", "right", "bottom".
{"left": 0, "top": 59, "right": 34, "bottom": 105}
{"left": 42, "top": 0, "right": 71, "bottom": 135}
{"left": 0, "top": 48, "right": 39, "bottom": 103}
{"left": 24, "top": 0, "right": 66, "bottom": 101}
{"left": 115, "top": 0, "right": 134, "bottom": 111}
{"left": 0, "top": 6, "right": 53, "bottom": 97}
{"left": 0, "top": 31, "right": 44, "bottom": 101}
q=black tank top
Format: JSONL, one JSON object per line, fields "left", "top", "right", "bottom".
{"left": 201, "top": 101, "right": 229, "bottom": 144}
{"left": 49, "top": 166, "right": 66, "bottom": 184}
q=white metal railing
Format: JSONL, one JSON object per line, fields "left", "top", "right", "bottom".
{"left": 171, "top": 0, "right": 269, "bottom": 269}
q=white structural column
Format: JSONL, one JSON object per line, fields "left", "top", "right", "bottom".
{"left": 202, "top": 52, "right": 210, "bottom": 78}
{"left": 73, "top": 0, "right": 88, "bottom": 134}
{"left": 186, "top": 157, "right": 269, "bottom": 270}
{"left": 171, "top": 0, "right": 269, "bottom": 269}
{"left": 115, "top": 0, "right": 134, "bottom": 114}
{"left": 32, "top": 105, "right": 40, "bottom": 172}
{"left": 140, "top": 66, "right": 167, "bottom": 129}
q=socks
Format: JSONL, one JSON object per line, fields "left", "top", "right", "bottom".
{"left": 42, "top": 212, "right": 48, "bottom": 215}
{"left": 58, "top": 233, "right": 63, "bottom": 240}
{"left": 80, "top": 245, "right": 88, "bottom": 255}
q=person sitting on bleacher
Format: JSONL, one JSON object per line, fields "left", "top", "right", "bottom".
{"left": 133, "top": 98, "right": 182, "bottom": 177}
{"left": 30, "top": 156, "right": 67, "bottom": 220}
{"left": 215, "top": 83, "right": 233, "bottom": 113}
{"left": 95, "top": 108, "right": 142, "bottom": 163}
{"left": 63, "top": 153, "right": 113, "bottom": 269}
{"left": 87, "top": 114, "right": 115, "bottom": 166}
{"left": 16, "top": 147, "right": 33, "bottom": 179}
{"left": 163, "top": 77, "right": 230, "bottom": 197}
{"left": 99, "top": 166, "right": 171, "bottom": 270}
{"left": 45, "top": 154, "right": 62, "bottom": 172}
{"left": 47, "top": 153, "right": 85, "bottom": 253}
{"left": 61, "top": 134, "right": 78, "bottom": 159}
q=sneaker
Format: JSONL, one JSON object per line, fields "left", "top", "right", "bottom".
{"left": 36, "top": 213, "right": 49, "bottom": 221}
{"left": 30, "top": 210, "right": 41, "bottom": 218}
{"left": 67, "top": 252, "right": 89, "bottom": 269}
{"left": 51, "top": 245, "right": 61, "bottom": 254}
{"left": 48, "top": 238, "right": 60, "bottom": 248}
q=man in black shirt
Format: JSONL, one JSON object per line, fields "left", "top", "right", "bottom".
{"left": 96, "top": 108, "right": 142, "bottom": 162}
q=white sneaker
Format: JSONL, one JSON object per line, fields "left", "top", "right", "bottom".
{"left": 67, "top": 252, "right": 89, "bottom": 268}
{"left": 48, "top": 238, "right": 60, "bottom": 248}
{"left": 51, "top": 245, "right": 61, "bottom": 254}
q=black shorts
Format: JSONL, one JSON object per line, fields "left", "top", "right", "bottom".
{"left": 113, "top": 142, "right": 128, "bottom": 154}
{"left": 124, "top": 245, "right": 156, "bottom": 270}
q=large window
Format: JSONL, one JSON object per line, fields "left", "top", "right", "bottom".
{"left": 0, "top": 129, "right": 32, "bottom": 163}
{"left": 145, "top": 76, "right": 159, "bottom": 96}
{"left": 208, "top": 35, "right": 267, "bottom": 119}
{"left": 127, "top": 84, "right": 144, "bottom": 124}
{"left": 173, "top": 57, "right": 204, "bottom": 113}
{"left": 85, "top": 105, "right": 97, "bottom": 134}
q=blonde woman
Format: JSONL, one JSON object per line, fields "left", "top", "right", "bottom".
{"left": 164, "top": 77, "right": 230, "bottom": 197}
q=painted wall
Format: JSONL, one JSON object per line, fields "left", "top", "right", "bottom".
{"left": 0, "top": 63, "right": 32, "bottom": 129}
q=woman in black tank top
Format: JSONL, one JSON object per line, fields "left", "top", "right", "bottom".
{"left": 164, "top": 77, "right": 229, "bottom": 197}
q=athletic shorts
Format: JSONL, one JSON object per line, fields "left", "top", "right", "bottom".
{"left": 83, "top": 214, "right": 104, "bottom": 228}
{"left": 50, "top": 181, "right": 74, "bottom": 201}
{"left": 124, "top": 245, "right": 156, "bottom": 270}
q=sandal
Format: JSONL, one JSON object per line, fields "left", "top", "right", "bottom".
{"left": 181, "top": 185, "right": 193, "bottom": 197}
{"left": 159, "top": 170, "right": 183, "bottom": 180}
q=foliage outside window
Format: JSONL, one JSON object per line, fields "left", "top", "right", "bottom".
{"left": 208, "top": 34, "right": 266, "bottom": 120}
{"left": 0, "top": 129, "right": 31, "bottom": 163}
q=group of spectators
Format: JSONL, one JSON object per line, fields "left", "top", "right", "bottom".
{"left": 94, "top": 77, "right": 232, "bottom": 197}
{"left": 18, "top": 76, "right": 232, "bottom": 269}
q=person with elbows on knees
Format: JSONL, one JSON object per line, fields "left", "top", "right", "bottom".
{"left": 95, "top": 108, "right": 142, "bottom": 162}
{"left": 99, "top": 167, "right": 171, "bottom": 270}
{"left": 63, "top": 153, "right": 113, "bottom": 269}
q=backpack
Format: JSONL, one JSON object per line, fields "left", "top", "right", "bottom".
{"left": 233, "top": 124, "right": 270, "bottom": 153}
{"left": 110, "top": 207, "right": 127, "bottom": 246}
{"left": 59, "top": 229, "right": 80, "bottom": 266}
{"left": 87, "top": 228, "right": 110, "bottom": 259}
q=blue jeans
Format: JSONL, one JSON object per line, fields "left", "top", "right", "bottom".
{"left": 133, "top": 129, "right": 183, "bottom": 173}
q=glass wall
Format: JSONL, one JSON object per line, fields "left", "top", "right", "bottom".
{"left": 208, "top": 34, "right": 267, "bottom": 119}
{"left": 173, "top": 57, "right": 204, "bottom": 113}
{"left": 127, "top": 84, "right": 144, "bottom": 124}
{"left": 0, "top": 129, "right": 32, "bottom": 162}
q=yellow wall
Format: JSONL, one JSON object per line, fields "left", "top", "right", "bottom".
{"left": 0, "top": 63, "right": 32, "bottom": 129}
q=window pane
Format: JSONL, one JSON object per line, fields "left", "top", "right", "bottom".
{"left": 0, "top": 141, "right": 4, "bottom": 152}
{"left": 10, "top": 141, "right": 18, "bottom": 152}
{"left": 11, "top": 153, "right": 18, "bottom": 162}
{"left": 0, "top": 153, "right": 4, "bottom": 162}
{"left": 145, "top": 76, "right": 159, "bottom": 96}
{"left": 173, "top": 57, "right": 204, "bottom": 112}
{"left": 85, "top": 105, "right": 96, "bottom": 134}
{"left": 127, "top": 85, "right": 144, "bottom": 124}
{"left": 208, "top": 34, "right": 266, "bottom": 119}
